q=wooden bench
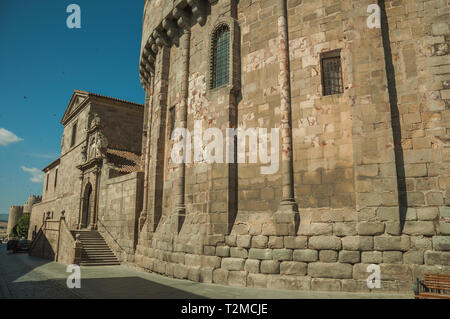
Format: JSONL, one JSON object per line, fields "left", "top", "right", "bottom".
{"left": 415, "top": 274, "right": 450, "bottom": 299}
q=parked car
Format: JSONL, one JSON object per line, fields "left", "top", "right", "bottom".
{"left": 9, "top": 239, "right": 30, "bottom": 253}
{"left": 7, "top": 239, "right": 18, "bottom": 252}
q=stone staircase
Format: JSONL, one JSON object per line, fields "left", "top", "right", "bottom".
{"left": 72, "top": 230, "right": 120, "bottom": 266}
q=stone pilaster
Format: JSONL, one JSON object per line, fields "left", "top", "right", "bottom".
{"left": 274, "top": 0, "right": 299, "bottom": 236}
{"left": 172, "top": 26, "right": 191, "bottom": 233}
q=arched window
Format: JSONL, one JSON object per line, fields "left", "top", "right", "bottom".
{"left": 211, "top": 25, "right": 230, "bottom": 89}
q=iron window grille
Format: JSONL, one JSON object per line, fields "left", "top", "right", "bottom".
{"left": 321, "top": 50, "right": 344, "bottom": 96}
{"left": 212, "top": 25, "right": 230, "bottom": 89}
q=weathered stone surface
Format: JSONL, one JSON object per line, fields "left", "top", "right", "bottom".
{"left": 439, "top": 223, "right": 450, "bottom": 235}
{"left": 244, "top": 259, "right": 260, "bottom": 274}
{"left": 221, "top": 258, "right": 245, "bottom": 271}
{"left": 308, "top": 262, "right": 353, "bottom": 279}
{"left": 403, "top": 221, "right": 435, "bottom": 236}
{"left": 339, "top": 250, "right": 360, "bottom": 264}
{"left": 272, "top": 249, "right": 293, "bottom": 261}
{"left": 236, "top": 235, "right": 251, "bottom": 248}
{"left": 357, "top": 222, "right": 385, "bottom": 236}
{"left": 213, "top": 269, "right": 229, "bottom": 285}
{"left": 379, "top": 264, "right": 413, "bottom": 282}
{"left": 284, "top": 236, "right": 307, "bottom": 249}
{"left": 268, "top": 236, "right": 284, "bottom": 249}
{"left": 248, "top": 248, "right": 273, "bottom": 260}
{"left": 261, "top": 260, "right": 280, "bottom": 274}
{"left": 341, "top": 236, "right": 373, "bottom": 251}
{"left": 433, "top": 236, "right": 450, "bottom": 251}
{"left": 319, "top": 250, "right": 338, "bottom": 263}
{"left": 251, "top": 235, "right": 268, "bottom": 248}
{"left": 333, "top": 223, "right": 357, "bottom": 237}
{"left": 382, "top": 251, "right": 403, "bottom": 264}
{"left": 203, "top": 246, "right": 215, "bottom": 256}
{"left": 411, "top": 237, "right": 432, "bottom": 250}
{"left": 374, "top": 236, "right": 410, "bottom": 251}
{"left": 280, "top": 261, "right": 307, "bottom": 276}
{"left": 199, "top": 268, "right": 213, "bottom": 283}
{"left": 247, "top": 273, "right": 267, "bottom": 288}
{"left": 361, "top": 251, "right": 383, "bottom": 264}
{"left": 311, "top": 278, "right": 341, "bottom": 291}
{"left": 174, "top": 263, "right": 188, "bottom": 279}
{"left": 403, "top": 250, "right": 424, "bottom": 265}
{"left": 230, "top": 247, "right": 248, "bottom": 259}
{"left": 267, "top": 275, "right": 311, "bottom": 291}
{"left": 228, "top": 271, "right": 247, "bottom": 287}
{"left": 187, "top": 266, "right": 200, "bottom": 282}
{"left": 201, "top": 256, "right": 222, "bottom": 269}
{"left": 416, "top": 207, "right": 439, "bottom": 221}
{"left": 216, "top": 246, "right": 230, "bottom": 257}
{"left": 308, "top": 236, "right": 341, "bottom": 250}
{"left": 293, "top": 249, "right": 318, "bottom": 262}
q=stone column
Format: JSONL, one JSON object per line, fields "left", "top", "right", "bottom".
{"left": 139, "top": 76, "right": 155, "bottom": 231}
{"left": 274, "top": 0, "right": 299, "bottom": 235}
{"left": 172, "top": 25, "right": 191, "bottom": 233}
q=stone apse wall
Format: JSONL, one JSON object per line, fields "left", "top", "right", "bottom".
{"left": 134, "top": 0, "right": 450, "bottom": 293}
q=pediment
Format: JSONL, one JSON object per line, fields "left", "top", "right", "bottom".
{"left": 61, "top": 90, "right": 89, "bottom": 125}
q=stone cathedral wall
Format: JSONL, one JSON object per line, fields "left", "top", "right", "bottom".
{"left": 134, "top": 0, "right": 449, "bottom": 293}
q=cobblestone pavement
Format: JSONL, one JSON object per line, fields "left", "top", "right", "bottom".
{"left": 0, "top": 244, "right": 413, "bottom": 299}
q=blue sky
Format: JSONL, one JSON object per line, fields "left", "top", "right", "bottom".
{"left": 0, "top": 1, "right": 145, "bottom": 214}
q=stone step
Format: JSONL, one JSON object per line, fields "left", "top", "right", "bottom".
{"left": 72, "top": 230, "right": 120, "bottom": 266}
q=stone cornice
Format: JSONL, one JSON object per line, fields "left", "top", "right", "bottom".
{"left": 139, "top": 0, "right": 217, "bottom": 88}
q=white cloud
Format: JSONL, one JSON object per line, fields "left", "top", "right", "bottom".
{"left": 21, "top": 166, "right": 44, "bottom": 184}
{"left": 0, "top": 128, "right": 23, "bottom": 146}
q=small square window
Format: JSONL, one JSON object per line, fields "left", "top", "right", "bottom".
{"left": 321, "top": 50, "right": 344, "bottom": 96}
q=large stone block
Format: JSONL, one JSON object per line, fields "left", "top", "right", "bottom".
{"left": 333, "top": 223, "right": 357, "bottom": 237}
{"left": 261, "top": 260, "right": 280, "bottom": 274}
{"left": 361, "top": 251, "right": 383, "bottom": 264}
{"left": 403, "top": 221, "right": 436, "bottom": 236}
{"left": 433, "top": 236, "right": 450, "bottom": 251}
{"left": 174, "top": 263, "right": 188, "bottom": 279}
{"left": 201, "top": 256, "right": 222, "bottom": 269}
{"left": 236, "top": 235, "right": 251, "bottom": 248}
{"left": 293, "top": 249, "right": 318, "bottom": 262}
{"left": 228, "top": 271, "right": 247, "bottom": 287}
{"left": 216, "top": 246, "right": 230, "bottom": 257}
{"left": 244, "top": 259, "right": 260, "bottom": 274}
{"left": 247, "top": 273, "right": 267, "bottom": 288}
{"left": 221, "top": 258, "right": 245, "bottom": 271}
{"left": 319, "top": 250, "right": 338, "bottom": 263}
{"left": 230, "top": 247, "right": 248, "bottom": 259}
{"left": 341, "top": 236, "right": 374, "bottom": 251}
{"left": 357, "top": 222, "right": 385, "bottom": 236}
{"left": 267, "top": 275, "right": 311, "bottom": 291}
{"left": 268, "top": 236, "right": 284, "bottom": 249}
{"left": 339, "top": 251, "right": 361, "bottom": 264}
{"left": 251, "top": 235, "right": 268, "bottom": 248}
{"left": 248, "top": 248, "right": 273, "bottom": 260}
{"left": 374, "top": 236, "right": 410, "bottom": 251}
{"left": 380, "top": 264, "right": 413, "bottom": 282}
{"left": 280, "top": 261, "right": 307, "bottom": 276}
{"left": 403, "top": 250, "right": 424, "bottom": 265}
{"left": 284, "top": 236, "right": 308, "bottom": 249}
{"left": 382, "top": 251, "right": 403, "bottom": 264}
{"left": 272, "top": 249, "right": 293, "bottom": 261}
{"left": 308, "top": 236, "right": 342, "bottom": 250}
{"left": 311, "top": 278, "right": 341, "bottom": 291}
{"left": 308, "top": 262, "right": 353, "bottom": 279}
{"left": 213, "top": 269, "right": 229, "bottom": 285}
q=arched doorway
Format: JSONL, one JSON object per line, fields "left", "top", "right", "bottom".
{"left": 82, "top": 183, "right": 93, "bottom": 228}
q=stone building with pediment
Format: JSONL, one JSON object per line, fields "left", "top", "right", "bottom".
{"left": 27, "top": 0, "right": 449, "bottom": 293}
{"left": 29, "top": 90, "right": 144, "bottom": 263}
